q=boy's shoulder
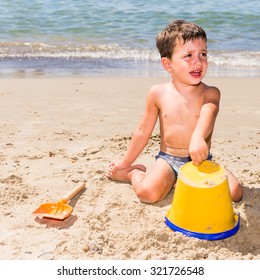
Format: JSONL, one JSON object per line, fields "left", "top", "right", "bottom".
{"left": 148, "top": 82, "right": 171, "bottom": 95}
{"left": 200, "top": 82, "right": 220, "bottom": 95}
{"left": 145, "top": 83, "right": 170, "bottom": 105}
{"left": 147, "top": 82, "right": 220, "bottom": 100}
{"left": 201, "top": 83, "right": 221, "bottom": 103}
{"left": 203, "top": 83, "right": 220, "bottom": 91}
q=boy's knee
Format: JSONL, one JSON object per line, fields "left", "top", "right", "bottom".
{"left": 135, "top": 185, "right": 161, "bottom": 204}
{"left": 227, "top": 171, "right": 243, "bottom": 203}
{"left": 231, "top": 182, "right": 243, "bottom": 203}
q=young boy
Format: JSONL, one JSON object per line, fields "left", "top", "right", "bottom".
{"left": 106, "top": 20, "right": 243, "bottom": 203}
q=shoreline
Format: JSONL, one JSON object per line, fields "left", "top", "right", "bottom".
{"left": 0, "top": 76, "right": 259, "bottom": 260}
{"left": 0, "top": 58, "right": 260, "bottom": 79}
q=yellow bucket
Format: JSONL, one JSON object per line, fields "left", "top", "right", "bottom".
{"left": 165, "top": 160, "right": 240, "bottom": 240}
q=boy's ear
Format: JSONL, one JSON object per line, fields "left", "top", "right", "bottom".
{"left": 161, "top": 57, "right": 173, "bottom": 73}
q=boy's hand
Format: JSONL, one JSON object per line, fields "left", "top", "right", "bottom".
{"left": 189, "top": 134, "right": 209, "bottom": 166}
{"left": 106, "top": 159, "right": 130, "bottom": 177}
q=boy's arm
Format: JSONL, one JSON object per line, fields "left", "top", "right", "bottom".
{"left": 110, "top": 87, "right": 159, "bottom": 171}
{"left": 189, "top": 87, "right": 220, "bottom": 166}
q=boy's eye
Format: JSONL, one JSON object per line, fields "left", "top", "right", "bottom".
{"left": 184, "top": 52, "right": 207, "bottom": 59}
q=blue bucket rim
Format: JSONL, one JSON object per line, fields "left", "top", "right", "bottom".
{"left": 165, "top": 213, "right": 240, "bottom": 241}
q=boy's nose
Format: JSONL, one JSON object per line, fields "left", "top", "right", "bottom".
{"left": 193, "top": 56, "right": 202, "bottom": 66}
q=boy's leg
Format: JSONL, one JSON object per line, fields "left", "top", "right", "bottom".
{"left": 130, "top": 158, "right": 176, "bottom": 204}
{"left": 106, "top": 164, "right": 146, "bottom": 182}
{"left": 226, "top": 169, "right": 243, "bottom": 202}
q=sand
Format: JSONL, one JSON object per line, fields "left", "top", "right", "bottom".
{"left": 0, "top": 77, "right": 259, "bottom": 260}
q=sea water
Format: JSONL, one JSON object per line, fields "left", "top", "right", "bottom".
{"left": 0, "top": 0, "right": 259, "bottom": 77}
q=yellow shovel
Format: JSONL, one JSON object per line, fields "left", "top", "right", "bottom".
{"left": 32, "top": 182, "right": 85, "bottom": 220}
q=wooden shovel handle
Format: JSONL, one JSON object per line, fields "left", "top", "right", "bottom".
{"left": 62, "top": 182, "right": 86, "bottom": 203}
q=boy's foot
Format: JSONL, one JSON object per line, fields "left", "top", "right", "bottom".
{"left": 106, "top": 164, "right": 146, "bottom": 182}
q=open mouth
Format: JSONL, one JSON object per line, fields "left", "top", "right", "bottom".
{"left": 190, "top": 70, "right": 202, "bottom": 78}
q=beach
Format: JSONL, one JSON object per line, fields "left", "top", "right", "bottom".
{"left": 0, "top": 76, "right": 259, "bottom": 260}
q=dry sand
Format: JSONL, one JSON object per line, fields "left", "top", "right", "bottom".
{"left": 0, "top": 77, "right": 259, "bottom": 260}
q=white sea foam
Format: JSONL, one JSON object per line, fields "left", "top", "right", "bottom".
{"left": 0, "top": 42, "right": 259, "bottom": 69}
{"left": 209, "top": 51, "right": 260, "bottom": 67}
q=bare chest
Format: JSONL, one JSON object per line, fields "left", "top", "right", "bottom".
{"left": 159, "top": 93, "right": 202, "bottom": 126}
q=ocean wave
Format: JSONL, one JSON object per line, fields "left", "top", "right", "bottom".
{"left": 209, "top": 50, "right": 260, "bottom": 67}
{"left": 0, "top": 42, "right": 159, "bottom": 61}
{"left": 0, "top": 42, "right": 259, "bottom": 68}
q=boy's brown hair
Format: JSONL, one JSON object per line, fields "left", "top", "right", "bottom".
{"left": 156, "top": 20, "right": 207, "bottom": 59}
